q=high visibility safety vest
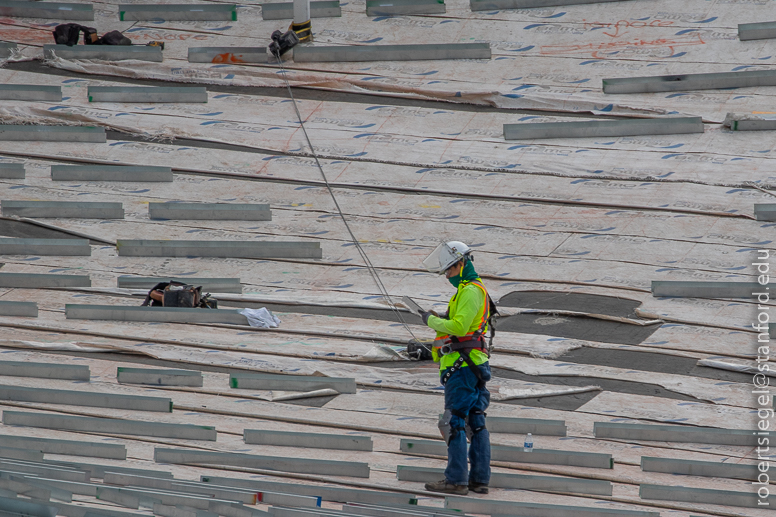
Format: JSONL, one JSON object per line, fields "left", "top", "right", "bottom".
{"left": 430, "top": 278, "right": 491, "bottom": 371}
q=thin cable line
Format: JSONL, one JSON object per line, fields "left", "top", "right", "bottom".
{"left": 271, "top": 47, "right": 420, "bottom": 343}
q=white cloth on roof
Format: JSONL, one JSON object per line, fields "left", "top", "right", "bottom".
{"left": 238, "top": 308, "right": 281, "bottom": 328}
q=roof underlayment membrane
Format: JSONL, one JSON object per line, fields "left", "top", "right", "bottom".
{"left": 0, "top": 0, "right": 773, "bottom": 515}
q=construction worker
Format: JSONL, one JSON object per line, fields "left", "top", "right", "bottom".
{"left": 418, "top": 241, "right": 492, "bottom": 496}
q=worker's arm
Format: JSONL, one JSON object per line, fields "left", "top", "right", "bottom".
{"left": 426, "top": 284, "right": 484, "bottom": 337}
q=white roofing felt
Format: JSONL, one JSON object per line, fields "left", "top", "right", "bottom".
{"left": 0, "top": 0, "right": 771, "bottom": 515}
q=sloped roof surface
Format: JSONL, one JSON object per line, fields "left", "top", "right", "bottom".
{"left": 0, "top": 0, "right": 771, "bottom": 515}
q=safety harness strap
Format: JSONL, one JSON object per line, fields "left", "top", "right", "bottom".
{"left": 446, "top": 335, "right": 487, "bottom": 355}
{"left": 440, "top": 355, "right": 465, "bottom": 386}
{"left": 440, "top": 351, "right": 486, "bottom": 389}
{"left": 459, "top": 349, "right": 486, "bottom": 389}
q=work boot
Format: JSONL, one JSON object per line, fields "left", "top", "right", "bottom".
{"left": 468, "top": 482, "right": 489, "bottom": 494}
{"left": 424, "top": 479, "right": 468, "bottom": 495}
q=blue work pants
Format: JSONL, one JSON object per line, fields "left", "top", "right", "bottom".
{"left": 441, "top": 361, "right": 491, "bottom": 486}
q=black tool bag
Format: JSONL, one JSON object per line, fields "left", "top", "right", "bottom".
{"left": 52, "top": 24, "right": 131, "bottom": 46}
{"left": 90, "top": 30, "right": 131, "bottom": 46}
{"left": 407, "top": 339, "right": 434, "bottom": 361}
{"left": 52, "top": 23, "right": 98, "bottom": 46}
{"left": 142, "top": 281, "right": 217, "bottom": 309}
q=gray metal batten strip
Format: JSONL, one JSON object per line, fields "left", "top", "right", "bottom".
{"left": 261, "top": 1, "right": 341, "bottom": 20}
{"left": 0, "top": 446, "right": 43, "bottom": 462}
{"left": 445, "top": 495, "right": 660, "bottom": 517}
{"left": 755, "top": 204, "right": 776, "bottom": 221}
{"left": 44, "top": 45, "right": 163, "bottom": 62}
{"left": 266, "top": 509, "right": 355, "bottom": 517}
{"left": 293, "top": 43, "right": 491, "bottom": 63}
{"left": 603, "top": 69, "right": 776, "bottom": 94}
{"left": 0, "top": 461, "right": 88, "bottom": 483}
{"left": 47, "top": 501, "right": 148, "bottom": 517}
{"left": 103, "top": 480, "right": 254, "bottom": 508}
{"left": 366, "top": 0, "right": 445, "bottom": 16}
{"left": 397, "top": 466, "right": 611, "bottom": 495}
{"left": 0, "top": 163, "right": 24, "bottom": 179}
{"left": 639, "top": 484, "right": 776, "bottom": 508}
{"left": 730, "top": 118, "right": 776, "bottom": 131}
{"left": 0, "top": 361, "right": 90, "bottom": 380}
{"left": 2, "top": 411, "right": 216, "bottom": 441}
{"left": 155, "top": 503, "right": 221, "bottom": 517}
{"left": 51, "top": 165, "right": 173, "bottom": 182}
{"left": 48, "top": 461, "right": 173, "bottom": 480}
{"left": 117, "top": 277, "right": 241, "bottom": 293}
{"left": 640, "top": 457, "right": 758, "bottom": 481}
{"left": 200, "top": 476, "right": 416, "bottom": 505}
{"left": 0, "top": 435, "right": 125, "bottom": 460}
{"left": 0, "top": 475, "right": 51, "bottom": 500}
{"left": 0, "top": 85, "right": 62, "bottom": 102}
{"left": 208, "top": 501, "right": 267, "bottom": 517}
{"left": 0, "top": 1, "right": 93, "bottom": 20}
{"left": 0, "top": 238, "right": 91, "bottom": 256}
{"left": 116, "top": 240, "right": 322, "bottom": 259}
{"left": 65, "top": 304, "right": 249, "bottom": 325}
{"left": 155, "top": 449, "right": 369, "bottom": 478}
{"left": 486, "top": 416, "right": 567, "bottom": 435}
{"left": 360, "top": 504, "right": 466, "bottom": 517}
{"left": 230, "top": 372, "right": 356, "bottom": 394}
{"left": 15, "top": 474, "right": 82, "bottom": 496}
{"left": 0, "top": 495, "right": 57, "bottom": 517}
{"left": 88, "top": 87, "right": 208, "bottom": 104}
{"left": 148, "top": 202, "right": 271, "bottom": 221}
{"left": 18, "top": 476, "right": 97, "bottom": 497}
{"left": 0, "top": 273, "right": 91, "bottom": 288}
{"left": 95, "top": 486, "right": 143, "bottom": 509}
{"left": 117, "top": 367, "right": 204, "bottom": 387}
{"left": 0, "top": 458, "right": 83, "bottom": 471}
{"left": 187, "top": 47, "right": 268, "bottom": 63}
{"left": 2, "top": 201, "right": 124, "bottom": 219}
{"left": 0, "top": 385, "right": 172, "bottom": 412}
{"left": 340, "top": 505, "right": 433, "bottom": 517}
{"left": 738, "top": 21, "right": 776, "bottom": 41}
{"left": 13, "top": 474, "right": 74, "bottom": 502}
{"left": 257, "top": 491, "right": 321, "bottom": 508}
{"left": 0, "top": 124, "right": 106, "bottom": 143}
{"left": 118, "top": 4, "right": 237, "bottom": 21}
{"left": 0, "top": 484, "right": 27, "bottom": 499}
{"left": 651, "top": 281, "right": 771, "bottom": 298}
{"left": 471, "top": 0, "right": 625, "bottom": 8}
{"left": 168, "top": 482, "right": 259, "bottom": 505}
{"left": 594, "top": 422, "right": 757, "bottom": 446}
{"left": 0, "top": 42, "right": 16, "bottom": 59}
{"left": 0, "top": 301, "right": 37, "bottom": 317}
{"left": 243, "top": 430, "right": 373, "bottom": 451}
{"left": 2, "top": 200, "right": 123, "bottom": 208}
{"left": 400, "top": 439, "right": 610, "bottom": 468}
{"left": 503, "top": 117, "right": 703, "bottom": 140}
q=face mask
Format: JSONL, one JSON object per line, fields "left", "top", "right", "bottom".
{"left": 447, "top": 259, "right": 477, "bottom": 288}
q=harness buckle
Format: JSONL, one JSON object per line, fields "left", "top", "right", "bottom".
{"left": 440, "top": 344, "right": 453, "bottom": 356}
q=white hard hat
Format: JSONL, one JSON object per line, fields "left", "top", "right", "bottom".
{"left": 422, "top": 241, "right": 471, "bottom": 274}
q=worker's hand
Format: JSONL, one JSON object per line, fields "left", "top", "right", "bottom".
{"left": 419, "top": 310, "right": 432, "bottom": 325}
